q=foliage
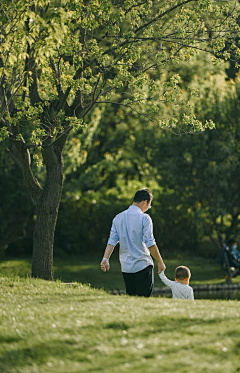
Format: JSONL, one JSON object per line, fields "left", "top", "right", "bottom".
{"left": 150, "top": 71, "right": 240, "bottom": 249}
{"left": 1, "top": 0, "right": 239, "bottom": 158}
{"left": 0, "top": 148, "right": 34, "bottom": 257}
{"left": 55, "top": 52, "right": 240, "bottom": 257}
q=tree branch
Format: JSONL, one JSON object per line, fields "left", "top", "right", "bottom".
{"left": 135, "top": 0, "right": 199, "bottom": 35}
{"left": 10, "top": 129, "right": 42, "bottom": 205}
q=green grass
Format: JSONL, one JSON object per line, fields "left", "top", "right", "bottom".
{"left": 0, "top": 276, "right": 240, "bottom": 373}
{"left": 0, "top": 252, "right": 239, "bottom": 291}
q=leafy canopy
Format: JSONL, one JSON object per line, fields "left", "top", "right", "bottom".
{"left": 1, "top": 0, "right": 239, "bottom": 154}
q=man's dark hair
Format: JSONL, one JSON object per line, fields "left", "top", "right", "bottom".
{"left": 133, "top": 188, "right": 152, "bottom": 203}
{"left": 175, "top": 266, "right": 191, "bottom": 280}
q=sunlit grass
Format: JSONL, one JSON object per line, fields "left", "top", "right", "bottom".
{"left": 0, "top": 276, "right": 239, "bottom": 373}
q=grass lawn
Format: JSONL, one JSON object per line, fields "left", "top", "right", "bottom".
{"left": 0, "top": 251, "right": 239, "bottom": 291}
{"left": 0, "top": 276, "right": 240, "bottom": 373}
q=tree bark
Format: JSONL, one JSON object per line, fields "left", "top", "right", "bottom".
{"left": 31, "top": 141, "right": 65, "bottom": 280}
{"left": 31, "top": 192, "right": 60, "bottom": 280}
{"left": 10, "top": 126, "right": 68, "bottom": 280}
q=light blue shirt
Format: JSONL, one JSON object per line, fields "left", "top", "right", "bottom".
{"left": 108, "top": 205, "right": 155, "bottom": 273}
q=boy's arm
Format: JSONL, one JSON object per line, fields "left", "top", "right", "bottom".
{"left": 159, "top": 271, "right": 174, "bottom": 288}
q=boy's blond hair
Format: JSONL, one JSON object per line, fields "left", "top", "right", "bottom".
{"left": 175, "top": 266, "right": 191, "bottom": 280}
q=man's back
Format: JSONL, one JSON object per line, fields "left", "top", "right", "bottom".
{"left": 108, "top": 205, "right": 155, "bottom": 273}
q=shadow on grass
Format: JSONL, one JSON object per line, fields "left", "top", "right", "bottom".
{"left": 102, "top": 316, "right": 230, "bottom": 336}
{"left": 0, "top": 335, "right": 23, "bottom": 344}
{"left": 104, "top": 321, "right": 130, "bottom": 330}
{"left": 53, "top": 258, "right": 125, "bottom": 290}
{"left": 146, "top": 316, "right": 228, "bottom": 334}
{"left": 0, "top": 339, "right": 91, "bottom": 369}
{"left": 0, "top": 256, "right": 125, "bottom": 290}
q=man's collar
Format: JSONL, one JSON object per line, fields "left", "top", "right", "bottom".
{"left": 128, "top": 205, "right": 143, "bottom": 213}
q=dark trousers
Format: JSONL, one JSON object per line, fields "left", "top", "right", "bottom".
{"left": 122, "top": 265, "right": 154, "bottom": 297}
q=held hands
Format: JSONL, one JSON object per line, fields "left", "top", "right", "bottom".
{"left": 158, "top": 262, "right": 166, "bottom": 274}
{"left": 101, "top": 258, "right": 110, "bottom": 272}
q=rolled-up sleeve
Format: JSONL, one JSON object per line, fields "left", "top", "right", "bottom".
{"left": 142, "top": 215, "right": 156, "bottom": 248}
{"left": 107, "top": 218, "right": 119, "bottom": 246}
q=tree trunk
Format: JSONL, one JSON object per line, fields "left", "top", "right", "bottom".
{"left": 31, "top": 194, "right": 60, "bottom": 280}
{"left": 31, "top": 143, "right": 65, "bottom": 280}
{"left": 10, "top": 119, "right": 69, "bottom": 280}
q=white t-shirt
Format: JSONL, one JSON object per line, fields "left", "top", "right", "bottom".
{"left": 159, "top": 272, "right": 194, "bottom": 300}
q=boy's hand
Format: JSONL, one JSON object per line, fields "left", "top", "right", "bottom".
{"left": 158, "top": 262, "right": 166, "bottom": 274}
{"left": 101, "top": 258, "right": 110, "bottom": 272}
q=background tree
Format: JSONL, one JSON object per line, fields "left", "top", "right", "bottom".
{"left": 55, "top": 53, "right": 240, "bottom": 258}
{"left": 152, "top": 69, "right": 240, "bottom": 251}
{"left": 0, "top": 0, "right": 239, "bottom": 279}
{"left": 0, "top": 147, "right": 34, "bottom": 259}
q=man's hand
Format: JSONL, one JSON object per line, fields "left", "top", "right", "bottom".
{"left": 158, "top": 262, "right": 166, "bottom": 274}
{"left": 101, "top": 258, "right": 110, "bottom": 272}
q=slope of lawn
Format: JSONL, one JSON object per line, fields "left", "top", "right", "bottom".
{"left": 0, "top": 276, "right": 239, "bottom": 373}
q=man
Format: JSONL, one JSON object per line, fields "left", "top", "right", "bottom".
{"left": 100, "top": 188, "right": 166, "bottom": 297}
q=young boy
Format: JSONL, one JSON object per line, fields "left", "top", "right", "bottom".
{"left": 159, "top": 265, "right": 194, "bottom": 300}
